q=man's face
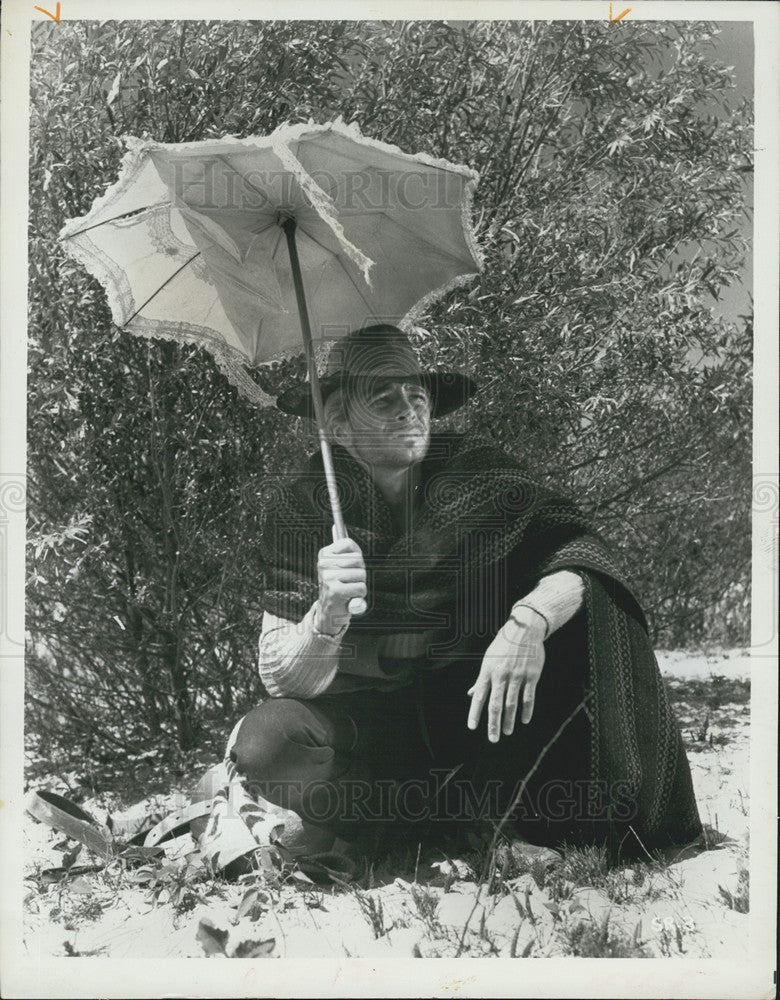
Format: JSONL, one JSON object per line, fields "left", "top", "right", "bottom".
{"left": 342, "top": 376, "right": 431, "bottom": 471}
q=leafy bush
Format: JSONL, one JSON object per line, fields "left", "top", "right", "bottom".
{"left": 27, "top": 20, "right": 751, "bottom": 753}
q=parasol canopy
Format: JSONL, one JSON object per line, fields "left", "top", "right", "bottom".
{"left": 59, "top": 118, "right": 482, "bottom": 408}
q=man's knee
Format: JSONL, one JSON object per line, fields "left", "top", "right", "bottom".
{"left": 230, "top": 698, "right": 335, "bottom": 784}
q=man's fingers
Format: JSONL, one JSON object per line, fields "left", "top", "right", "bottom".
{"left": 320, "top": 567, "right": 366, "bottom": 583}
{"left": 521, "top": 682, "right": 537, "bottom": 725}
{"left": 326, "top": 537, "right": 364, "bottom": 556}
{"left": 320, "top": 550, "right": 365, "bottom": 569}
{"left": 487, "top": 682, "right": 506, "bottom": 743}
{"left": 502, "top": 680, "right": 522, "bottom": 736}
{"left": 467, "top": 679, "right": 490, "bottom": 730}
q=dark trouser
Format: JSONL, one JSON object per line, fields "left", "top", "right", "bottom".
{"left": 230, "top": 619, "right": 616, "bottom": 853}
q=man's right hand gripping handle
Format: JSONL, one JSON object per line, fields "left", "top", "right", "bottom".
{"left": 315, "top": 533, "right": 367, "bottom": 636}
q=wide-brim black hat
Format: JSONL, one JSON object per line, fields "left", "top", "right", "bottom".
{"left": 275, "top": 324, "right": 478, "bottom": 419}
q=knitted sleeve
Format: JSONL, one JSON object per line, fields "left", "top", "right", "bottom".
{"left": 512, "top": 569, "right": 584, "bottom": 638}
{"left": 258, "top": 603, "right": 346, "bottom": 699}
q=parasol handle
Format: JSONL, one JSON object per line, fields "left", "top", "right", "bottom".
{"left": 281, "top": 216, "right": 367, "bottom": 617}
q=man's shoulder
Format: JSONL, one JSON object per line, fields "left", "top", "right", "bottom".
{"left": 426, "top": 433, "right": 557, "bottom": 491}
{"left": 425, "top": 432, "right": 516, "bottom": 471}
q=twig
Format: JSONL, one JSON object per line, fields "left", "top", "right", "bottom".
{"left": 455, "top": 694, "right": 589, "bottom": 956}
{"left": 25, "top": 691, "right": 144, "bottom": 754}
{"left": 626, "top": 824, "right": 656, "bottom": 864}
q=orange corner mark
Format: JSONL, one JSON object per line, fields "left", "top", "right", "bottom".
{"left": 34, "top": 2, "right": 61, "bottom": 21}
{"left": 609, "top": 3, "right": 631, "bottom": 24}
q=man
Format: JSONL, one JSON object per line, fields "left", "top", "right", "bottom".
{"left": 229, "top": 325, "right": 701, "bottom": 871}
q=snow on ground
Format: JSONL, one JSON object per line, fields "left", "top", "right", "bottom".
{"left": 22, "top": 650, "right": 754, "bottom": 961}
{"left": 656, "top": 649, "right": 752, "bottom": 680}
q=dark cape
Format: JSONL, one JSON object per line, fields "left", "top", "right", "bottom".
{"left": 260, "top": 433, "right": 702, "bottom": 858}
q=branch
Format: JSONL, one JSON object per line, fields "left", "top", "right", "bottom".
{"left": 26, "top": 691, "right": 146, "bottom": 753}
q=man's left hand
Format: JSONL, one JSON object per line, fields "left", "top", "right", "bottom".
{"left": 467, "top": 608, "right": 546, "bottom": 742}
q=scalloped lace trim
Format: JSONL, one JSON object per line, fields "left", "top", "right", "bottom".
{"left": 129, "top": 316, "right": 277, "bottom": 408}
{"left": 60, "top": 119, "right": 482, "bottom": 408}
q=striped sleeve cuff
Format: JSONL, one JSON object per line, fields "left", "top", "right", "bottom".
{"left": 259, "top": 603, "right": 344, "bottom": 699}
{"left": 512, "top": 570, "right": 584, "bottom": 638}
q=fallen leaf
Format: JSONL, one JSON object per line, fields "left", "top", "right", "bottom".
{"left": 197, "top": 917, "right": 229, "bottom": 956}
{"left": 236, "top": 888, "right": 261, "bottom": 922}
{"left": 231, "top": 938, "right": 275, "bottom": 958}
{"left": 288, "top": 868, "right": 315, "bottom": 884}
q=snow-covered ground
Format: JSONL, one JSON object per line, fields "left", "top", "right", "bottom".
{"left": 22, "top": 649, "right": 754, "bottom": 960}
{"left": 656, "top": 649, "right": 752, "bottom": 679}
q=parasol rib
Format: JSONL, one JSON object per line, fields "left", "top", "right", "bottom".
{"left": 280, "top": 224, "right": 379, "bottom": 322}
{"left": 273, "top": 137, "right": 373, "bottom": 284}
{"left": 63, "top": 202, "right": 170, "bottom": 240}
{"left": 213, "top": 154, "right": 281, "bottom": 215}
{"left": 121, "top": 252, "right": 202, "bottom": 328}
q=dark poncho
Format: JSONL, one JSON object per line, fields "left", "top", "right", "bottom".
{"left": 260, "top": 433, "right": 702, "bottom": 856}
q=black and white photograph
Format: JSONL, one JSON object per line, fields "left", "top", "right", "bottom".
{"left": 0, "top": 2, "right": 777, "bottom": 997}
